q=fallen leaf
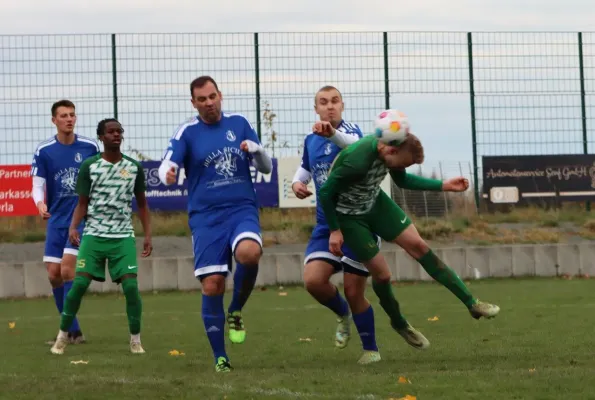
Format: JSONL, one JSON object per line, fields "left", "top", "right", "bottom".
{"left": 398, "top": 376, "right": 411, "bottom": 384}
{"left": 169, "top": 350, "right": 180, "bottom": 356}
{"left": 299, "top": 338, "right": 312, "bottom": 342}
{"left": 278, "top": 292, "right": 288, "bottom": 296}
{"left": 398, "top": 396, "right": 416, "bottom": 400}
{"left": 8, "top": 322, "right": 15, "bottom": 329}
{"left": 427, "top": 316, "right": 439, "bottom": 322}
{"left": 70, "top": 360, "right": 89, "bottom": 365}
{"left": 529, "top": 368, "right": 536, "bottom": 373}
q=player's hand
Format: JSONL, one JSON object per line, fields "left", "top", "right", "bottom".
{"left": 68, "top": 227, "right": 80, "bottom": 247}
{"left": 240, "top": 140, "right": 260, "bottom": 153}
{"left": 329, "top": 230, "right": 344, "bottom": 257}
{"left": 442, "top": 177, "right": 469, "bottom": 192}
{"left": 312, "top": 121, "right": 335, "bottom": 138}
{"left": 292, "top": 182, "right": 312, "bottom": 199}
{"left": 165, "top": 166, "right": 177, "bottom": 185}
{"left": 141, "top": 236, "right": 153, "bottom": 257}
{"left": 36, "top": 201, "right": 50, "bottom": 220}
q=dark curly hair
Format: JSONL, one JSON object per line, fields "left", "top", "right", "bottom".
{"left": 96, "top": 118, "right": 120, "bottom": 138}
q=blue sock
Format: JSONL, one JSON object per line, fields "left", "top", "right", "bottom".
{"left": 321, "top": 287, "right": 349, "bottom": 317}
{"left": 52, "top": 285, "right": 64, "bottom": 314}
{"left": 353, "top": 305, "right": 378, "bottom": 351}
{"left": 228, "top": 263, "right": 259, "bottom": 314}
{"left": 63, "top": 280, "right": 81, "bottom": 333}
{"left": 202, "top": 294, "right": 228, "bottom": 362}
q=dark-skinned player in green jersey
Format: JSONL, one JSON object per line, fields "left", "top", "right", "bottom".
{"left": 319, "top": 133, "right": 500, "bottom": 349}
{"left": 50, "top": 118, "right": 152, "bottom": 356}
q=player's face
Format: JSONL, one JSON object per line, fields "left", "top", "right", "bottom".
{"left": 100, "top": 121, "right": 124, "bottom": 149}
{"left": 378, "top": 144, "right": 412, "bottom": 169}
{"left": 315, "top": 89, "right": 344, "bottom": 125}
{"left": 51, "top": 106, "right": 76, "bottom": 135}
{"left": 191, "top": 82, "right": 222, "bottom": 124}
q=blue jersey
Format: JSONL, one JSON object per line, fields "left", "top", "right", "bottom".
{"left": 300, "top": 120, "right": 363, "bottom": 226}
{"left": 163, "top": 113, "right": 262, "bottom": 227}
{"left": 31, "top": 134, "right": 100, "bottom": 228}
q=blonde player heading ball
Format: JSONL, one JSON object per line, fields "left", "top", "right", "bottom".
{"left": 318, "top": 110, "right": 500, "bottom": 350}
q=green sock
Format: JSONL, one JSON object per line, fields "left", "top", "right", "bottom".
{"left": 371, "top": 280, "right": 408, "bottom": 330}
{"left": 60, "top": 274, "right": 91, "bottom": 332}
{"left": 121, "top": 278, "right": 142, "bottom": 335}
{"left": 418, "top": 250, "right": 476, "bottom": 308}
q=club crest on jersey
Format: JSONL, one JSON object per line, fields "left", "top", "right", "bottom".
{"left": 226, "top": 130, "right": 236, "bottom": 142}
{"left": 324, "top": 143, "right": 332, "bottom": 155}
{"left": 74, "top": 152, "right": 82, "bottom": 163}
{"left": 54, "top": 167, "right": 78, "bottom": 197}
{"left": 120, "top": 168, "right": 130, "bottom": 178}
{"left": 204, "top": 147, "right": 246, "bottom": 188}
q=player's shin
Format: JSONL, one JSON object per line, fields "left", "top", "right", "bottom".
{"left": 365, "top": 254, "right": 408, "bottom": 330}
{"left": 121, "top": 277, "right": 142, "bottom": 337}
{"left": 202, "top": 293, "right": 228, "bottom": 362}
{"left": 228, "top": 262, "right": 259, "bottom": 313}
{"left": 352, "top": 305, "right": 378, "bottom": 351}
{"left": 416, "top": 250, "right": 476, "bottom": 308}
{"left": 60, "top": 274, "right": 91, "bottom": 332}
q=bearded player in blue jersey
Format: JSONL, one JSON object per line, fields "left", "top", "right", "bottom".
{"left": 158, "top": 76, "right": 272, "bottom": 372}
{"left": 291, "top": 86, "right": 380, "bottom": 365}
{"left": 31, "top": 100, "right": 100, "bottom": 345}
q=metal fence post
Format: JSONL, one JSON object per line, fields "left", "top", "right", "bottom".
{"left": 578, "top": 32, "right": 590, "bottom": 211}
{"left": 467, "top": 32, "right": 480, "bottom": 212}
{"left": 111, "top": 34, "right": 118, "bottom": 119}
{"left": 383, "top": 32, "right": 390, "bottom": 110}
{"left": 254, "top": 32, "right": 262, "bottom": 141}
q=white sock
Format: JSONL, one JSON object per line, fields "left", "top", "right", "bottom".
{"left": 130, "top": 333, "right": 141, "bottom": 343}
{"left": 57, "top": 330, "right": 69, "bottom": 340}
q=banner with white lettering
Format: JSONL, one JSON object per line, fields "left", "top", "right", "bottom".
{"left": 136, "top": 159, "right": 279, "bottom": 211}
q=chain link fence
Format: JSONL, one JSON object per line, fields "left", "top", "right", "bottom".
{"left": 2, "top": 31, "right": 595, "bottom": 218}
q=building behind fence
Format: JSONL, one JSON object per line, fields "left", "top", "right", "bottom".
{"left": 2, "top": 31, "right": 595, "bottom": 217}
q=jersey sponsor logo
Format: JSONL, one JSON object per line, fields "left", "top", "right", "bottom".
{"left": 54, "top": 167, "right": 79, "bottom": 197}
{"left": 226, "top": 130, "right": 236, "bottom": 142}
{"left": 312, "top": 162, "right": 330, "bottom": 186}
{"left": 75, "top": 152, "right": 82, "bottom": 163}
{"left": 204, "top": 147, "right": 247, "bottom": 188}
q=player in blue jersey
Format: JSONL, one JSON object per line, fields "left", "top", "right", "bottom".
{"left": 158, "top": 76, "right": 272, "bottom": 372}
{"left": 291, "top": 86, "right": 380, "bottom": 365}
{"left": 31, "top": 99, "right": 100, "bottom": 345}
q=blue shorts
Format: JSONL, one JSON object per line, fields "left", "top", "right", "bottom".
{"left": 43, "top": 224, "right": 84, "bottom": 264}
{"left": 190, "top": 208, "right": 262, "bottom": 279}
{"left": 304, "top": 224, "right": 378, "bottom": 277}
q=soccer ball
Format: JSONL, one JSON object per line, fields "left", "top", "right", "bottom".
{"left": 373, "top": 109, "right": 410, "bottom": 145}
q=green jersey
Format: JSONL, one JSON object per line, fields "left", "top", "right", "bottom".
{"left": 76, "top": 153, "right": 146, "bottom": 238}
{"left": 319, "top": 135, "right": 442, "bottom": 231}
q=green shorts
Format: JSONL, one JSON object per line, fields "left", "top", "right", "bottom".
{"left": 75, "top": 235, "right": 138, "bottom": 283}
{"left": 337, "top": 190, "right": 411, "bottom": 262}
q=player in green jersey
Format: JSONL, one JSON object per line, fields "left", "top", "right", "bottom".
{"left": 319, "top": 133, "right": 500, "bottom": 350}
{"left": 50, "top": 118, "right": 153, "bottom": 356}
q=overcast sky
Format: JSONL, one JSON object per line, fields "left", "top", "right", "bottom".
{"left": 1, "top": 0, "right": 594, "bottom": 180}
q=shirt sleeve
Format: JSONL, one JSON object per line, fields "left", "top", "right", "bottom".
{"left": 300, "top": 139, "right": 311, "bottom": 172}
{"left": 162, "top": 124, "right": 189, "bottom": 167}
{"left": 31, "top": 149, "right": 47, "bottom": 179}
{"left": 134, "top": 162, "right": 147, "bottom": 195}
{"left": 318, "top": 151, "right": 372, "bottom": 231}
{"left": 76, "top": 159, "right": 92, "bottom": 196}
{"left": 389, "top": 169, "right": 443, "bottom": 191}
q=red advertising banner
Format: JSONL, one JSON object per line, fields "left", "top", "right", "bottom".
{"left": 0, "top": 165, "right": 37, "bottom": 217}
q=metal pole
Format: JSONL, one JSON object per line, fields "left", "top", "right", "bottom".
{"left": 383, "top": 32, "right": 390, "bottom": 110}
{"left": 111, "top": 34, "right": 118, "bottom": 119}
{"left": 467, "top": 32, "right": 480, "bottom": 211}
{"left": 254, "top": 32, "right": 262, "bottom": 141}
{"left": 578, "top": 32, "right": 590, "bottom": 211}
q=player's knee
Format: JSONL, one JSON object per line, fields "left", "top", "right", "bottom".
{"left": 201, "top": 274, "right": 226, "bottom": 296}
{"left": 234, "top": 240, "right": 262, "bottom": 265}
{"left": 303, "top": 273, "right": 325, "bottom": 293}
{"left": 343, "top": 282, "right": 364, "bottom": 304}
{"left": 46, "top": 263, "right": 62, "bottom": 286}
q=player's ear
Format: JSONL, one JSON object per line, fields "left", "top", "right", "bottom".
{"left": 218, "top": 91, "right": 223, "bottom": 101}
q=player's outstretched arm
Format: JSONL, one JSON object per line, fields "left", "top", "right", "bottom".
{"left": 312, "top": 121, "right": 360, "bottom": 149}
{"left": 68, "top": 196, "right": 88, "bottom": 247}
{"left": 389, "top": 169, "right": 444, "bottom": 192}
{"left": 241, "top": 140, "right": 273, "bottom": 174}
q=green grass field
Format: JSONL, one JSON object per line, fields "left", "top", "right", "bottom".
{"left": 1, "top": 278, "right": 594, "bottom": 400}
